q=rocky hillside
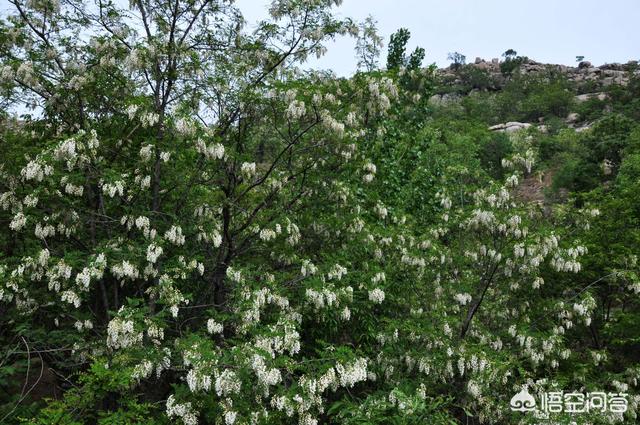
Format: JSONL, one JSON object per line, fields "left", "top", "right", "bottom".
{"left": 429, "top": 57, "right": 639, "bottom": 134}
{"left": 440, "top": 56, "right": 638, "bottom": 89}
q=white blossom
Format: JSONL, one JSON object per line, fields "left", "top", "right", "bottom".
{"left": 9, "top": 212, "right": 27, "bottom": 231}
{"left": 241, "top": 162, "right": 256, "bottom": 179}
{"left": 206, "top": 319, "right": 223, "bottom": 335}
{"left": 368, "top": 288, "right": 385, "bottom": 304}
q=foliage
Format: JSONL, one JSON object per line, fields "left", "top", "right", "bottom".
{"left": 355, "top": 16, "right": 384, "bottom": 72}
{"left": 385, "top": 28, "right": 424, "bottom": 72}
{"left": 500, "top": 50, "right": 529, "bottom": 76}
{"left": 447, "top": 52, "right": 466, "bottom": 70}
{"left": 455, "top": 65, "right": 496, "bottom": 93}
{"left": 386, "top": 28, "right": 410, "bottom": 70}
{"left": 0, "top": 2, "right": 639, "bottom": 425}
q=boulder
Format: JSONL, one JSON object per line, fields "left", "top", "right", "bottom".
{"left": 600, "top": 63, "right": 624, "bottom": 71}
{"left": 578, "top": 61, "right": 592, "bottom": 69}
{"left": 603, "top": 69, "right": 626, "bottom": 78}
{"left": 489, "top": 122, "right": 532, "bottom": 133}
{"left": 575, "top": 92, "right": 608, "bottom": 103}
{"left": 504, "top": 122, "right": 532, "bottom": 132}
{"left": 428, "top": 93, "right": 461, "bottom": 106}
{"left": 566, "top": 112, "right": 579, "bottom": 123}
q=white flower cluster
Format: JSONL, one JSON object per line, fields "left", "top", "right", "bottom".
{"left": 132, "top": 360, "right": 154, "bottom": 381}
{"left": 111, "top": 260, "right": 139, "bottom": 281}
{"left": 16, "top": 61, "right": 39, "bottom": 88}
{"left": 34, "top": 221, "right": 56, "bottom": 239}
{"left": 156, "top": 275, "right": 189, "bottom": 317}
{"left": 146, "top": 243, "right": 163, "bottom": 263}
{"left": 103, "top": 180, "right": 125, "bottom": 198}
{"left": 53, "top": 138, "right": 77, "bottom": 167}
{"left": 21, "top": 159, "right": 53, "bottom": 182}
{"left": 327, "top": 264, "right": 347, "bottom": 281}
{"left": 1, "top": 65, "right": 14, "bottom": 81}
{"left": 467, "top": 380, "right": 482, "bottom": 398}
{"left": 195, "top": 139, "right": 225, "bottom": 160}
{"left": 254, "top": 320, "right": 301, "bottom": 357}
{"left": 133, "top": 215, "right": 156, "bottom": 239}
{"left": 286, "top": 220, "right": 301, "bottom": 246}
{"left": 175, "top": 118, "right": 197, "bottom": 136}
{"left": 107, "top": 315, "right": 143, "bottom": 350}
{"left": 9, "top": 212, "right": 27, "bottom": 231}
{"left": 60, "top": 290, "right": 81, "bottom": 308}
{"left": 126, "top": 104, "right": 139, "bottom": 120}
{"left": 224, "top": 411, "right": 237, "bottom": 425}
{"left": 23, "top": 194, "right": 38, "bottom": 208}
{"left": 454, "top": 293, "right": 472, "bottom": 306}
{"left": 241, "top": 162, "right": 256, "bottom": 179}
{"left": 348, "top": 217, "right": 365, "bottom": 233}
{"left": 551, "top": 246, "right": 587, "bottom": 273}
{"left": 319, "top": 110, "right": 345, "bottom": 138}
{"left": 400, "top": 252, "right": 426, "bottom": 268}
{"left": 73, "top": 320, "right": 93, "bottom": 331}
{"left": 215, "top": 369, "right": 241, "bottom": 397}
{"left": 46, "top": 259, "right": 72, "bottom": 292}
{"left": 371, "top": 272, "right": 385, "bottom": 284}
{"left": 468, "top": 209, "right": 496, "bottom": 229}
{"left": 362, "top": 162, "right": 377, "bottom": 183}
{"left": 166, "top": 395, "right": 198, "bottom": 425}
{"left": 165, "top": 225, "right": 185, "bottom": 245}
{"left": 251, "top": 354, "right": 282, "bottom": 388}
{"left": 186, "top": 368, "right": 211, "bottom": 392}
{"left": 301, "top": 260, "right": 318, "bottom": 276}
{"left": 286, "top": 99, "right": 306, "bottom": 120}
{"left": 368, "top": 288, "right": 385, "bottom": 304}
{"left": 306, "top": 288, "right": 337, "bottom": 309}
{"left": 226, "top": 267, "right": 242, "bottom": 283}
{"left": 335, "top": 357, "right": 368, "bottom": 387}
{"left": 75, "top": 253, "right": 107, "bottom": 290}
{"left": 206, "top": 318, "right": 223, "bottom": 335}
{"left": 64, "top": 182, "right": 84, "bottom": 196}
{"left": 505, "top": 174, "right": 519, "bottom": 188}
{"left": 374, "top": 201, "right": 388, "bottom": 219}
{"left": 139, "top": 144, "right": 153, "bottom": 162}
{"left": 141, "top": 112, "right": 160, "bottom": 128}
{"left": 573, "top": 295, "right": 596, "bottom": 325}
{"left": 502, "top": 149, "right": 536, "bottom": 174}
{"left": 259, "top": 228, "right": 277, "bottom": 241}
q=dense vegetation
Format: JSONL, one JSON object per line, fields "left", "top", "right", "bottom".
{"left": 0, "top": 1, "right": 638, "bottom": 424}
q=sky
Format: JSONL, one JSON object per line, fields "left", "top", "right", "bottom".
{"left": 237, "top": 0, "right": 639, "bottom": 76}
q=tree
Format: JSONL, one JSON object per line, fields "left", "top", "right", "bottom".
{"left": 355, "top": 15, "right": 384, "bottom": 72}
{"left": 407, "top": 46, "right": 425, "bottom": 71}
{"left": 2, "top": 1, "right": 638, "bottom": 424}
{"left": 386, "top": 28, "right": 410, "bottom": 70}
{"left": 502, "top": 49, "right": 517, "bottom": 60}
{"left": 386, "top": 28, "right": 425, "bottom": 72}
{"left": 500, "top": 49, "right": 528, "bottom": 76}
{"left": 0, "top": 1, "right": 400, "bottom": 423}
{"left": 447, "top": 51, "right": 466, "bottom": 70}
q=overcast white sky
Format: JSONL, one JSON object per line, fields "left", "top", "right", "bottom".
{"left": 0, "top": 0, "right": 637, "bottom": 75}
{"left": 238, "top": 0, "right": 639, "bottom": 75}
